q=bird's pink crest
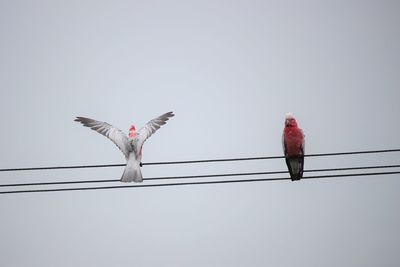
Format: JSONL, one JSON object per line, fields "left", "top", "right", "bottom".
{"left": 129, "top": 125, "right": 136, "bottom": 138}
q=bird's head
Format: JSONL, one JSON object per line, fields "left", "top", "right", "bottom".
{"left": 129, "top": 125, "right": 136, "bottom": 138}
{"left": 285, "top": 112, "right": 298, "bottom": 127}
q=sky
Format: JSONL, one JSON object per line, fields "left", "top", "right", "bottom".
{"left": 0, "top": 0, "right": 399, "bottom": 266}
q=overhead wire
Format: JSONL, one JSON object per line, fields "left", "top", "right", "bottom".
{"left": 1, "top": 170, "right": 399, "bottom": 195}
{"left": 1, "top": 164, "right": 400, "bottom": 188}
{"left": 142, "top": 148, "right": 400, "bottom": 165}
{"left": 0, "top": 148, "right": 399, "bottom": 172}
{"left": 0, "top": 148, "right": 399, "bottom": 194}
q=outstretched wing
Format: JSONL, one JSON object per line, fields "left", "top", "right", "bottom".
{"left": 136, "top": 112, "right": 174, "bottom": 149}
{"left": 75, "top": 117, "right": 131, "bottom": 159}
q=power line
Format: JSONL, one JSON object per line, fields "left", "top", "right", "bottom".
{"left": 142, "top": 148, "right": 400, "bottom": 165}
{"left": 0, "top": 148, "right": 399, "bottom": 172}
{"left": 0, "top": 163, "right": 125, "bottom": 172}
{"left": 1, "top": 164, "right": 400, "bottom": 188}
{"left": 1, "top": 171, "right": 399, "bottom": 195}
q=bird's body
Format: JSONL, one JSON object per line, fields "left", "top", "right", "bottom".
{"left": 122, "top": 150, "right": 142, "bottom": 182}
{"left": 282, "top": 113, "right": 305, "bottom": 181}
{"left": 75, "top": 112, "right": 174, "bottom": 183}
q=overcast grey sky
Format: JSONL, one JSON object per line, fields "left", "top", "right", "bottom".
{"left": 1, "top": 0, "right": 399, "bottom": 266}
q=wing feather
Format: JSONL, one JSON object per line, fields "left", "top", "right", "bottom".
{"left": 75, "top": 117, "right": 131, "bottom": 159}
{"left": 136, "top": 112, "right": 174, "bottom": 149}
{"left": 300, "top": 129, "right": 305, "bottom": 155}
{"left": 282, "top": 132, "right": 287, "bottom": 156}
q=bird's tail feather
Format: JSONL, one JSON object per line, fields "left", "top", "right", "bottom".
{"left": 121, "top": 157, "right": 143, "bottom": 183}
{"left": 286, "top": 156, "right": 304, "bottom": 181}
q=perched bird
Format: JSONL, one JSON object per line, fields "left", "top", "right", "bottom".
{"left": 75, "top": 112, "right": 174, "bottom": 183}
{"left": 282, "top": 113, "right": 305, "bottom": 181}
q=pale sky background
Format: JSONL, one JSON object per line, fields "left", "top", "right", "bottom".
{"left": 0, "top": 0, "right": 399, "bottom": 266}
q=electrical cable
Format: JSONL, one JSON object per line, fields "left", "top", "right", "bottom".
{"left": 0, "top": 148, "right": 399, "bottom": 172}
{"left": 1, "top": 164, "right": 399, "bottom": 188}
{"left": 1, "top": 170, "right": 399, "bottom": 195}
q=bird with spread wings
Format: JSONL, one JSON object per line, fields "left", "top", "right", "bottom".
{"left": 75, "top": 112, "right": 174, "bottom": 183}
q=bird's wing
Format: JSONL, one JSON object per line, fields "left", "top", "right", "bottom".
{"left": 282, "top": 132, "right": 287, "bottom": 156}
{"left": 75, "top": 117, "right": 131, "bottom": 159}
{"left": 300, "top": 129, "right": 305, "bottom": 155}
{"left": 136, "top": 112, "right": 174, "bottom": 149}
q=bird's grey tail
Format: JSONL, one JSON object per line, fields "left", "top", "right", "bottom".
{"left": 121, "top": 159, "right": 143, "bottom": 183}
{"left": 286, "top": 156, "right": 304, "bottom": 181}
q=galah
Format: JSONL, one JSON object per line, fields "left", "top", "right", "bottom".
{"left": 75, "top": 112, "right": 174, "bottom": 183}
{"left": 282, "top": 113, "right": 305, "bottom": 181}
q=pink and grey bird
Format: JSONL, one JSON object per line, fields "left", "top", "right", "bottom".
{"left": 282, "top": 113, "right": 305, "bottom": 181}
{"left": 75, "top": 112, "right": 174, "bottom": 183}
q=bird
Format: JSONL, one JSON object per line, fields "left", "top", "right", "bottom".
{"left": 75, "top": 112, "right": 174, "bottom": 183}
{"left": 282, "top": 113, "right": 305, "bottom": 181}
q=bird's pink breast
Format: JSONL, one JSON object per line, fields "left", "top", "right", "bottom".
{"left": 284, "top": 127, "right": 304, "bottom": 156}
